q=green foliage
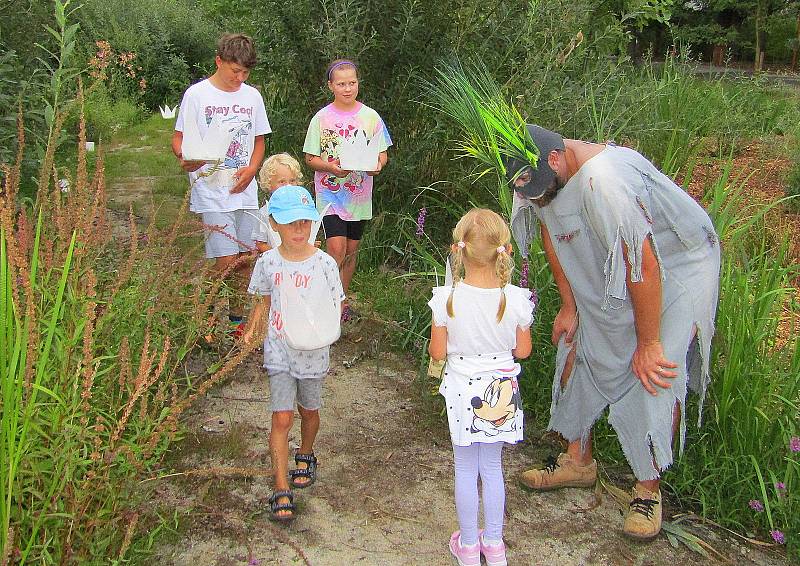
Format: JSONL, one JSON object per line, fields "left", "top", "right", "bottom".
{"left": 0, "top": 105, "right": 225, "bottom": 562}
{"left": 79, "top": 0, "right": 219, "bottom": 109}
{"left": 77, "top": 83, "right": 142, "bottom": 141}
{"left": 666, "top": 166, "right": 798, "bottom": 556}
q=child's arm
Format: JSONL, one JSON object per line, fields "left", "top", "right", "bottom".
{"left": 255, "top": 241, "right": 272, "bottom": 254}
{"left": 231, "top": 135, "right": 266, "bottom": 194}
{"left": 513, "top": 326, "right": 532, "bottom": 359}
{"left": 305, "top": 153, "right": 348, "bottom": 178}
{"left": 429, "top": 324, "right": 447, "bottom": 361}
{"left": 242, "top": 295, "right": 271, "bottom": 344}
{"left": 368, "top": 150, "right": 388, "bottom": 176}
{"left": 171, "top": 131, "right": 205, "bottom": 172}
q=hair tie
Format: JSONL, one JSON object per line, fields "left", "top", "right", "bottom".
{"left": 496, "top": 246, "right": 506, "bottom": 254}
{"left": 457, "top": 241, "right": 466, "bottom": 249}
{"left": 327, "top": 60, "right": 356, "bottom": 80}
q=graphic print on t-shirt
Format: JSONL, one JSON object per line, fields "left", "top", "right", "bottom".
{"left": 469, "top": 375, "right": 522, "bottom": 437}
{"left": 269, "top": 269, "right": 315, "bottom": 339}
{"left": 203, "top": 105, "right": 253, "bottom": 170}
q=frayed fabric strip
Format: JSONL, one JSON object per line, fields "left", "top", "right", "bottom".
{"left": 601, "top": 225, "right": 664, "bottom": 311}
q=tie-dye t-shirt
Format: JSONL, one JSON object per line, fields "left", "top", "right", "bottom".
{"left": 303, "top": 102, "right": 392, "bottom": 221}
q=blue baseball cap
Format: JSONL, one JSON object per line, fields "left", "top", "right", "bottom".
{"left": 268, "top": 185, "right": 321, "bottom": 224}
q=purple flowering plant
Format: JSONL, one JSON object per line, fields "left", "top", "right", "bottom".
{"left": 415, "top": 207, "right": 427, "bottom": 238}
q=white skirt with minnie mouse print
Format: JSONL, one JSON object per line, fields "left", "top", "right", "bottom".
{"left": 439, "top": 354, "right": 524, "bottom": 447}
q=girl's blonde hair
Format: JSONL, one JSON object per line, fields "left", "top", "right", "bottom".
{"left": 258, "top": 153, "right": 303, "bottom": 189}
{"left": 447, "top": 208, "right": 514, "bottom": 322}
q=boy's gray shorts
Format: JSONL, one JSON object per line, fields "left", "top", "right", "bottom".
{"left": 268, "top": 373, "right": 325, "bottom": 412}
{"left": 201, "top": 210, "right": 257, "bottom": 259}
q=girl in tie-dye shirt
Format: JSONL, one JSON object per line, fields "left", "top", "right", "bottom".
{"left": 304, "top": 59, "right": 392, "bottom": 320}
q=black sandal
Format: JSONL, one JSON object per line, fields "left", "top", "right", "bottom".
{"left": 289, "top": 453, "right": 317, "bottom": 489}
{"left": 268, "top": 490, "right": 296, "bottom": 522}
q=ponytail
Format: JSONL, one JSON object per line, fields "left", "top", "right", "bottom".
{"left": 495, "top": 246, "right": 513, "bottom": 322}
{"left": 446, "top": 245, "right": 465, "bottom": 318}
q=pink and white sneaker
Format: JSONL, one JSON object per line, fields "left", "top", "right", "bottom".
{"left": 448, "top": 531, "right": 480, "bottom": 566}
{"left": 480, "top": 534, "right": 508, "bottom": 566}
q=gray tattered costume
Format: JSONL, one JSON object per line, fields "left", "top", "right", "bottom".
{"left": 512, "top": 144, "right": 720, "bottom": 480}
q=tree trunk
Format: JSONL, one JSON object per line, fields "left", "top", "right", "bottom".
{"left": 712, "top": 44, "right": 725, "bottom": 66}
{"left": 754, "top": 1, "right": 762, "bottom": 72}
{"left": 792, "top": 11, "right": 800, "bottom": 71}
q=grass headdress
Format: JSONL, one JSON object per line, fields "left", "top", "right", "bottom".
{"left": 422, "top": 59, "right": 540, "bottom": 200}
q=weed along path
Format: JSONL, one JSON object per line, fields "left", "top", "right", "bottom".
{"left": 106, "top": 117, "right": 788, "bottom": 566}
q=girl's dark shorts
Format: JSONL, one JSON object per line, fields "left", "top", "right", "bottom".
{"left": 322, "top": 215, "right": 367, "bottom": 240}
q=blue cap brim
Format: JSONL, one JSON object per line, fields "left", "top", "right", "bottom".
{"left": 271, "top": 207, "right": 321, "bottom": 225}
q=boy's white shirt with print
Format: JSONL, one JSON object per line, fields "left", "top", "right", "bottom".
{"left": 248, "top": 249, "right": 345, "bottom": 378}
{"left": 175, "top": 79, "right": 270, "bottom": 213}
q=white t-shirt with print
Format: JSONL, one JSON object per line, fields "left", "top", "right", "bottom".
{"left": 248, "top": 248, "right": 345, "bottom": 379}
{"left": 428, "top": 283, "right": 534, "bottom": 358}
{"left": 175, "top": 79, "right": 270, "bottom": 213}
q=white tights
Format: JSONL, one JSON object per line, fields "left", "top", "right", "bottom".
{"left": 452, "top": 442, "right": 505, "bottom": 546}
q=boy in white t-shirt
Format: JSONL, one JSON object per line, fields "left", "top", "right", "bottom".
{"left": 171, "top": 33, "right": 270, "bottom": 336}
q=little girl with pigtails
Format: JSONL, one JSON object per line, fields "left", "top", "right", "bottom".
{"left": 428, "top": 208, "right": 535, "bottom": 566}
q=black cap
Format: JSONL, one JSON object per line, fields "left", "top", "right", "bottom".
{"left": 505, "top": 125, "right": 564, "bottom": 199}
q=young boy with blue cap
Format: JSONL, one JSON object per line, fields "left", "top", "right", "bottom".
{"left": 243, "top": 185, "right": 345, "bottom": 522}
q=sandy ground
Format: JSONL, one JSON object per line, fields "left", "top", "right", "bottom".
{"left": 141, "top": 318, "right": 789, "bottom": 566}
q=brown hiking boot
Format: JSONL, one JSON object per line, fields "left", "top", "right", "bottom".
{"left": 622, "top": 484, "right": 662, "bottom": 541}
{"left": 519, "top": 453, "right": 597, "bottom": 491}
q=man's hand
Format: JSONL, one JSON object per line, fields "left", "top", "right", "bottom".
{"left": 631, "top": 340, "right": 677, "bottom": 395}
{"left": 552, "top": 305, "right": 578, "bottom": 346}
{"left": 230, "top": 165, "right": 257, "bottom": 194}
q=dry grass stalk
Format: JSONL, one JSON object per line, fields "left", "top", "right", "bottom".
{"left": 111, "top": 334, "right": 170, "bottom": 445}
{"left": 35, "top": 107, "right": 67, "bottom": 210}
{"left": 50, "top": 166, "right": 66, "bottom": 244}
{"left": 79, "top": 270, "right": 98, "bottom": 427}
{"left": 1, "top": 526, "right": 14, "bottom": 566}
{"left": 8, "top": 102, "right": 24, "bottom": 200}
{"left": 116, "top": 512, "right": 138, "bottom": 561}
{"left": 141, "top": 466, "right": 273, "bottom": 482}
{"left": 74, "top": 83, "right": 89, "bottom": 205}
{"left": 14, "top": 211, "right": 32, "bottom": 259}
{"left": 165, "top": 183, "right": 192, "bottom": 249}
{"left": 116, "top": 336, "right": 131, "bottom": 397}
{"left": 142, "top": 334, "right": 263, "bottom": 460}
{"left": 108, "top": 206, "right": 138, "bottom": 301}
{"left": 0, "top": 156, "right": 40, "bottom": 393}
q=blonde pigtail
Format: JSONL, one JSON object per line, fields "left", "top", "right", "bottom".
{"left": 446, "top": 247, "right": 464, "bottom": 318}
{"left": 495, "top": 247, "right": 513, "bottom": 322}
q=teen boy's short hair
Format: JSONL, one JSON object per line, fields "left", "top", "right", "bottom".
{"left": 217, "top": 33, "right": 257, "bottom": 69}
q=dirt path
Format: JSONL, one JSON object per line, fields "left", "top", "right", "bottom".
{"left": 141, "top": 318, "right": 786, "bottom": 566}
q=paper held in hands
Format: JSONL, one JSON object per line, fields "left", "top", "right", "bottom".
{"left": 182, "top": 113, "right": 242, "bottom": 163}
{"left": 203, "top": 166, "right": 238, "bottom": 191}
{"left": 337, "top": 129, "right": 381, "bottom": 172}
